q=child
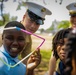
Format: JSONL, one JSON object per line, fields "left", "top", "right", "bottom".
{"left": 0, "top": 21, "right": 41, "bottom": 75}
{"left": 64, "top": 29, "right": 76, "bottom": 75}
{"left": 51, "top": 28, "right": 71, "bottom": 75}
{"left": 49, "top": 2, "right": 76, "bottom": 75}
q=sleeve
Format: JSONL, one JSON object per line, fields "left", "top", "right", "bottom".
{"left": 0, "top": 52, "right": 8, "bottom": 73}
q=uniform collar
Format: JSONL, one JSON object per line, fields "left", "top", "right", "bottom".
{"left": 0, "top": 45, "right": 19, "bottom": 63}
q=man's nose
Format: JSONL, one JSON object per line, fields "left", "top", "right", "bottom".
{"left": 31, "top": 22, "right": 37, "bottom": 27}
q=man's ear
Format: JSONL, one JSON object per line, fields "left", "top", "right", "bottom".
{"left": 2, "top": 34, "right": 3, "bottom": 40}
{"left": 23, "top": 14, "right": 26, "bottom": 21}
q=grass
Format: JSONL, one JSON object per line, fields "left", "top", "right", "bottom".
{"left": 19, "top": 34, "right": 52, "bottom": 75}
{"left": 34, "top": 50, "right": 52, "bottom": 75}
{"left": 31, "top": 34, "right": 52, "bottom": 75}
{"left": 19, "top": 50, "right": 52, "bottom": 75}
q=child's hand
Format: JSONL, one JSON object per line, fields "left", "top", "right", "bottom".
{"left": 27, "top": 48, "right": 41, "bottom": 70}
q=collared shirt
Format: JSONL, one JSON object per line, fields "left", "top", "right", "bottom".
{"left": 0, "top": 45, "right": 26, "bottom": 75}
{"left": 56, "top": 61, "right": 65, "bottom": 75}
{"left": 0, "top": 34, "right": 32, "bottom": 58}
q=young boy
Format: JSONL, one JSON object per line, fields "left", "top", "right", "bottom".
{"left": 0, "top": 21, "right": 41, "bottom": 75}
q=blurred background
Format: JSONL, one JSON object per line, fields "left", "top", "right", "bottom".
{"left": 0, "top": 0, "right": 76, "bottom": 75}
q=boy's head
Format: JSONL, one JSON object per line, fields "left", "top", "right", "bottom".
{"left": 2, "top": 21, "right": 26, "bottom": 57}
{"left": 52, "top": 28, "right": 72, "bottom": 62}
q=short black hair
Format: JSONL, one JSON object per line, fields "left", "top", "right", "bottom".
{"left": 4, "top": 21, "right": 25, "bottom": 30}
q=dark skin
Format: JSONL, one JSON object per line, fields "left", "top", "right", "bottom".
{"left": 2, "top": 29, "right": 41, "bottom": 75}
{"left": 2, "top": 29, "right": 26, "bottom": 57}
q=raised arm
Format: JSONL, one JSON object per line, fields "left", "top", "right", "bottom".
{"left": 48, "top": 52, "right": 56, "bottom": 75}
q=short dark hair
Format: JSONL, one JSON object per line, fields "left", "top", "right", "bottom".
{"left": 2, "top": 21, "right": 25, "bottom": 35}
{"left": 4, "top": 21, "right": 25, "bottom": 30}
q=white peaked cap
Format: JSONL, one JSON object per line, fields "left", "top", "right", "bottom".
{"left": 66, "top": 2, "right": 76, "bottom": 12}
{"left": 25, "top": 2, "right": 52, "bottom": 19}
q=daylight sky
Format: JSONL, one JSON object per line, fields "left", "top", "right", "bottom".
{"left": 3, "top": 0, "right": 76, "bottom": 29}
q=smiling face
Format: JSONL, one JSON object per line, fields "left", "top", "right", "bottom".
{"left": 56, "top": 38, "right": 67, "bottom": 63}
{"left": 2, "top": 29, "right": 26, "bottom": 57}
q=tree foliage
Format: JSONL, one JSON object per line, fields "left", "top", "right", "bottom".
{"left": 0, "top": 0, "right": 64, "bottom": 26}
{"left": 0, "top": 13, "right": 17, "bottom": 26}
{"left": 47, "top": 23, "right": 54, "bottom": 31}
{"left": 58, "top": 20, "right": 70, "bottom": 29}
{"left": 40, "top": 28, "right": 44, "bottom": 33}
{"left": 55, "top": 0, "right": 63, "bottom": 4}
{"left": 46, "top": 20, "right": 70, "bottom": 34}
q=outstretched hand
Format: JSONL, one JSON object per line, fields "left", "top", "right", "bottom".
{"left": 27, "top": 48, "right": 41, "bottom": 70}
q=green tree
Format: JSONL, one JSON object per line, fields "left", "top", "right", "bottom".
{"left": 40, "top": 28, "right": 44, "bottom": 33}
{"left": 47, "top": 23, "right": 54, "bottom": 31}
{"left": 10, "top": 16, "right": 17, "bottom": 21}
{"left": 0, "top": 0, "right": 64, "bottom": 25}
{"left": 46, "top": 20, "right": 70, "bottom": 34}
{"left": 0, "top": 13, "right": 17, "bottom": 26}
{"left": 55, "top": 0, "right": 63, "bottom": 4}
{"left": 47, "top": 20, "right": 60, "bottom": 33}
{"left": 58, "top": 20, "right": 70, "bottom": 29}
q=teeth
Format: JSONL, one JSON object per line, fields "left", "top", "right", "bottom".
{"left": 11, "top": 48, "right": 17, "bottom": 51}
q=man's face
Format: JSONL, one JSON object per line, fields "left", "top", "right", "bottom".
{"left": 70, "top": 15, "right": 76, "bottom": 28}
{"left": 21, "top": 13, "right": 40, "bottom": 33}
{"left": 56, "top": 38, "right": 67, "bottom": 62}
{"left": 2, "top": 29, "right": 26, "bottom": 57}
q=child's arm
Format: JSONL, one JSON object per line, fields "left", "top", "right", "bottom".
{"left": 26, "top": 48, "right": 41, "bottom": 75}
{"left": 48, "top": 52, "right": 56, "bottom": 75}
